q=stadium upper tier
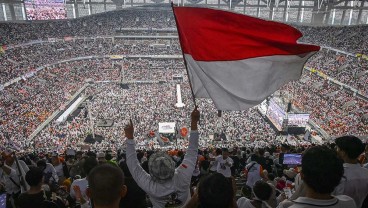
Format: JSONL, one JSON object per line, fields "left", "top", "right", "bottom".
{"left": 0, "top": 0, "right": 368, "bottom": 25}
{"left": 0, "top": 6, "right": 367, "bottom": 150}
{"left": 1, "top": 6, "right": 368, "bottom": 50}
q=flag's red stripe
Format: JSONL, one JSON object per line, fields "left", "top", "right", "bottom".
{"left": 174, "top": 7, "right": 320, "bottom": 62}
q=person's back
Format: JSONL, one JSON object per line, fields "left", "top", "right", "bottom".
{"left": 245, "top": 155, "right": 263, "bottom": 188}
{"left": 70, "top": 156, "right": 98, "bottom": 205}
{"left": 125, "top": 108, "right": 200, "bottom": 207}
{"left": 190, "top": 173, "right": 235, "bottom": 208}
{"left": 277, "top": 146, "right": 356, "bottom": 208}
{"left": 86, "top": 164, "right": 127, "bottom": 208}
{"left": 17, "top": 167, "right": 64, "bottom": 208}
{"left": 237, "top": 180, "right": 273, "bottom": 208}
{"left": 333, "top": 136, "right": 368, "bottom": 208}
{"left": 119, "top": 161, "right": 147, "bottom": 208}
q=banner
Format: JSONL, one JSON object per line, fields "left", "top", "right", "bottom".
{"left": 159, "top": 122, "right": 176, "bottom": 134}
{"left": 64, "top": 36, "right": 73, "bottom": 42}
{"left": 110, "top": 55, "right": 124, "bottom": 59}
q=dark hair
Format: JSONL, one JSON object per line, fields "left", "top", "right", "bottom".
{"left": 105, "top": 153, "right": 112, "bottom": 161}
{"left": 198, "top": 173, "right": 233, "bottom": 208}
{"left": 88, "top": 164, "right": 125, "bottom": 206}
{"left": 258, "top": 148, "right": 265, "bottom": 156}
{"left": 267, "top": 173, "right": 275, "bottom": 181}
{"left": 215, "top": 148, "right": 222, "bottom": 156}
{"left": 253, "top": 180, "right": 272, "bottom": 201}
{"left": 335, "top": 136, "right": 365, "bottom": 159}
{"left": 83, "top": 156, "right": 98, "bottom": 176}
{"left": 250, "top": 154, "right": 259, "bottom": 162}
{"left": 302, "top": 146, "right": 344, "bottom": 194}
{"left": 36, "top": 160, "right": 47, "bottom": 168}
{"left": 25, "top": 167, "right": 44, "bottom": 187}
{"left": 119, "top": 161, "right": 132, "bottom": 177}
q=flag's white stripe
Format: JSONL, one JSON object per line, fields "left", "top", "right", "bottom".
{"left": 185, "top": 53, "right": 315, "bottom": 110}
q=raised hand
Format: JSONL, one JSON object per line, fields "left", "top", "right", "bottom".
{"left": 191, "top": 106, "right": 200, "bottom": 130}
{"left": 124, "top": 119, "right": 134, "bottom": 139}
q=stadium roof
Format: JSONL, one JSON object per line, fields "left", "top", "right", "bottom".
{"left": 0, "top": 0, "right": 367, "bottom": 25}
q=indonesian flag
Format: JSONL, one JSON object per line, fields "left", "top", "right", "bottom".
{"left": 173, "top": 6, "right": 320, "bottom": 110}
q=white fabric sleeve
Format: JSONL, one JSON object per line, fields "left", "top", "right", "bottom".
{"left": 176, "top": 131, "right": 199, "bottom": 188}
{"left": 126, "top": 139, "right": 154, "bottom": 194}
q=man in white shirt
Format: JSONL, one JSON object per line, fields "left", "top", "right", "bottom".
{"left": 125, "top": 107, "right": 200, "bottom": 208}
{"left": 245, "top": 154, "right": 264, "bottom": 188}
{"left": 36, "top": 160, "right": 59, "bottom": 184}
{"left": 333, "top": 136, "right": 368, "bottom": 208}
{"left": 209, "top": 148, "right": 221, "bottom": 173}
{"left": 70, "top": 156, "right": 98, "bottom": 208}
{"left": 1, "top": 150, "right": 29, "bottom": 192}
{"left": 0, "top": 163, "right": 19, "bottom": 193}
{"left": 216, "top": 148, "right": 233, "bottom": 178}
{"left": 278, "top": 146, "right": 356, "bottom": 208}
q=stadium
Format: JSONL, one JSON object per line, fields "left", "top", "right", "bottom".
{"left": 0, "top": 0, "right": 367, "bottom": 208}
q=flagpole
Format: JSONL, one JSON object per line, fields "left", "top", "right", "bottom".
{"left": 171, "top": 2, "right": 197, "bottom": 108}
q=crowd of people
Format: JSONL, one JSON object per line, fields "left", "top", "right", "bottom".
{"left": 0, "top": 5, "right": 367, "bottom": 208}
{"left": 0, "top": 59, "right": 121, "bottom": 150}
{"left": 305, "top": 49, "right": 368, "bottom": 95}
{"left": 0, "top": 110, "right": 367, "bottom": 208}
{"left": 0, "top": 8, "right": 175, "bottom": 46}
{"left": 0, "top": 38, "right": 181, "bottom": 84}
{"left": 296, "top": 25, "right": 368, "bottom": 55}
{"left": 280, "top": 73, "right": 367, "bottom": 137}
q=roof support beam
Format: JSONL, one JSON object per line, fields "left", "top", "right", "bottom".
{"left": 340, "top": 0, "right": 350, "bottom": 24}
{"left": 357, "top": 0, "right": 366, "bottom": 24}
{"left": 297, "top": 0, "right": 303, "bottom": 22}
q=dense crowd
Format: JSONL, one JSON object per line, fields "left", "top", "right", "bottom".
{"left": 305, "top": 49, "right": 368, "bottom": 95}
{"left": 0, "top": 12, "right": 367, "bottom": 150}
{"left": 0, "top": 8, "right": 175, "bottom": 46}
{"left": 0, "top": 60, "right": 120, "bottom": 150}
{"left": 281, "top": 74, "right": 367, "bottom": 136}
{"left": 296, "top": 25, "right": 368, "bottom": 54}
{"left": 33, "top": 81, "right": 278, "bottom": 153}
{"left": 0, "top": 117, "right": 367, "bottom": 208}
{"left": 0, "top": 5, "right": 367, "bottom": 208}
{"left": 0, "top": 38, "right": 181, "bottom": 84}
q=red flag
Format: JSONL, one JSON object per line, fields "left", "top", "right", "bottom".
{"left": 173, "top": 6, "right": 320, "bottom": 110}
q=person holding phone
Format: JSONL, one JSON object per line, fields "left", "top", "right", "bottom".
{"left": 277, "top": 146, "right": 356, "bottom": 208}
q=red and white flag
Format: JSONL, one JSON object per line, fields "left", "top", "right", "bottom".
{"left": 173, "top": 6, "right": 320, "bottom": 110}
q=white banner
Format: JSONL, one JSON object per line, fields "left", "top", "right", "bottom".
{"left": 159, "top": 122, "right": 176, "bottom": 134}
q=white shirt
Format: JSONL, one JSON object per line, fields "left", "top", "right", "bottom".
{"left": 6, "top": 160, "right": 30, "bottom": 193}
{"left": 126, "top": 131, "right": 199, "bottom": 208}
{"left": 216, "top": 156, "right": 233, "bottom": 178}
{"left": 43, "top": 163, "right": 59, "bottom": 183}
{"left": 237, "top": 197, "right": 272, "bottom": 208}
{"left": 277, "top": 195, "right": 356, "bottom": 208}
{"left": 70, "top": 178, "right": 90, "bottom": 208}
{"left": 363, "top": 162, "right": 368, "bottom": 169}
{"left": 0, "top": 166, "right": 21, "bottom": 194}
{"left": 333, "top": 163, "right": 368, "bottom": 208}
{"left": 209, "top": 154, "right": 219, "bottom": 172}
{"left": 245, "top": 161, "right": 262, "bottom": 188}
{"left": 54, "top": 163, "right": 64, "bottom": 178}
